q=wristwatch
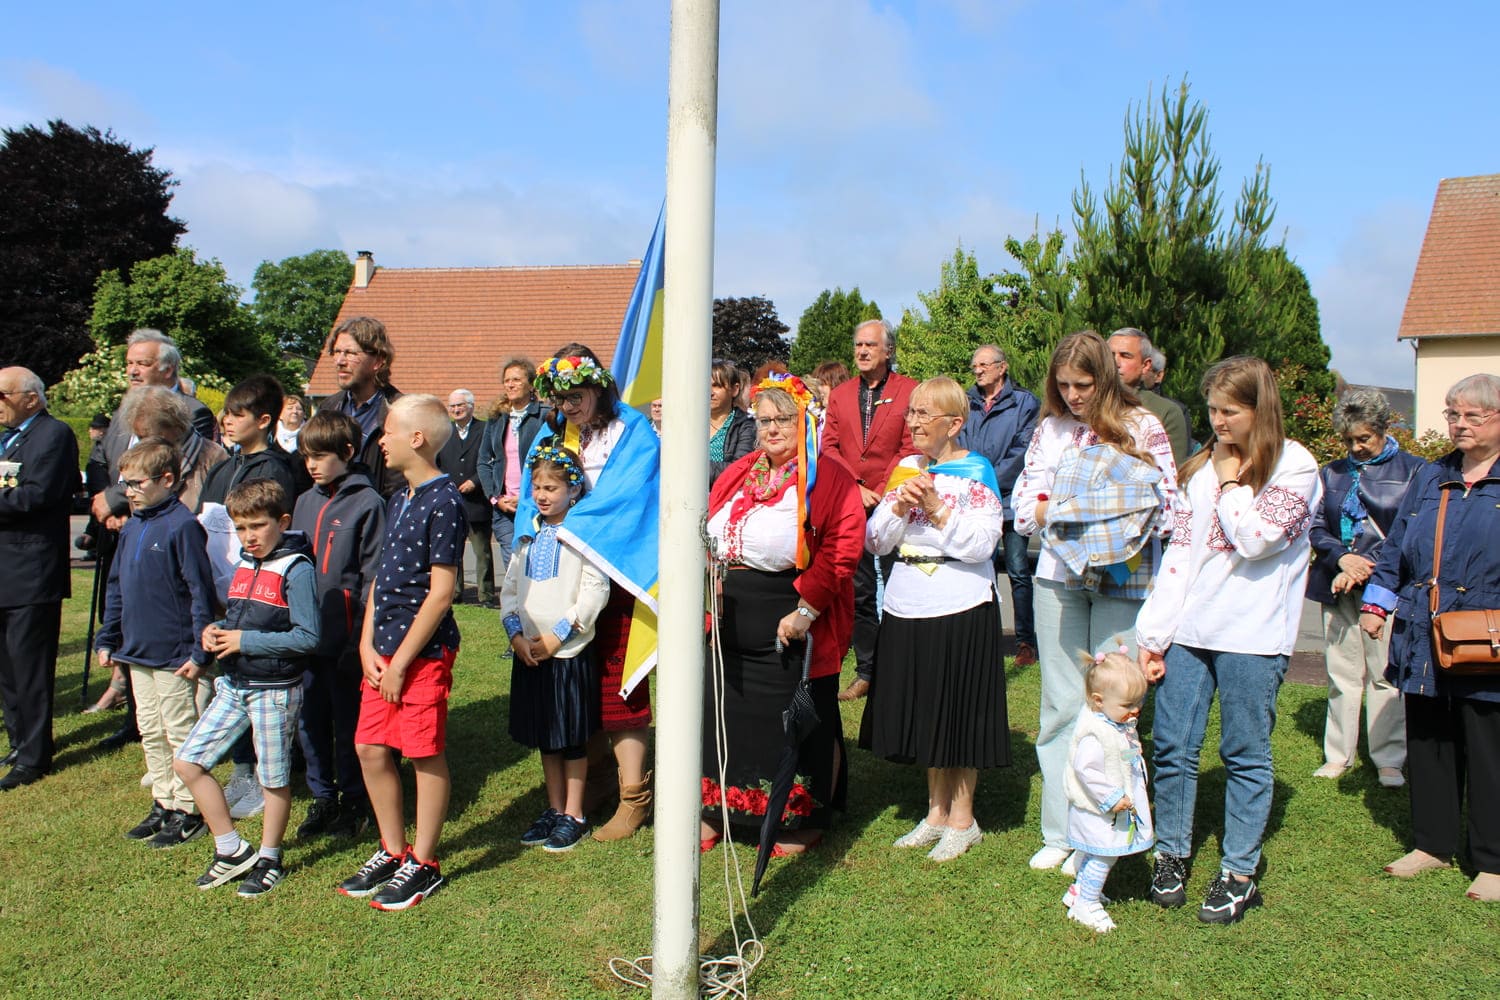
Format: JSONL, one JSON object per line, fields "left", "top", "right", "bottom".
{"left": 796, "top": 606, "right": 816, "bottom": 621}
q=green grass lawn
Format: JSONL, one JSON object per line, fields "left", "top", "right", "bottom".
{"left": 3, "top": 570, "right": 1498, "bottom": 998}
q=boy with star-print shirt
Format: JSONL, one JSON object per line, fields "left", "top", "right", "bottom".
{"left": 339, "top": 395, "right": 465, "bottom": 911}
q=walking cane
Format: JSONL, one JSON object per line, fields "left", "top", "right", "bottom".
{"left": 78, "top": 533, "right": 107, "bottom": 709}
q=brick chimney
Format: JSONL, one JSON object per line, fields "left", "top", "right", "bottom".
{"left": 353, "top": 250, "right": 375, "bottom": 288}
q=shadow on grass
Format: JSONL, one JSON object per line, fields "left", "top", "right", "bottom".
{"left": 1293, "top": 694, "right": 1329, "bottom": 745}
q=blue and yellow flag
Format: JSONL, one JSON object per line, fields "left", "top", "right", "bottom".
{"left": 611, "top": 204, "right": 666, "bottom": 410}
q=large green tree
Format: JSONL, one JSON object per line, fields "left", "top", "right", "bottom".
{"left": 0, "top": 120, "right": 185, "bottom": 384}
{"left": 712, "top": 296, "right": 790, "bottom": 371}
{"left": 250, "top": 249, "right": 353, "bottom": 363}
{"left": 1068, "top": 79, "right": 1333, "bottom": 430}
{"left": 90, "top": 248, "right": 298, "bottom": 387}
{"left": 789, "top": 287, "right": 881, "bottom": 374}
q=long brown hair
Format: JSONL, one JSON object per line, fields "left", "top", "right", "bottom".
{"left": 1042, "top": 330, "right": 1148, "bottom": 462}
{"left": 1178, "top": 356, "right": 1284, "bottom": 494}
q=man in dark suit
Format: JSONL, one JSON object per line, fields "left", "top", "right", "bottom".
{"left": 819, "top": 319, "right": 918, "bottom": 701}
{"left": 439, "top": 388, "right": 493, "bottom": 605}
{"left": 0, "top": 367, "right": 81, "bottom": 789}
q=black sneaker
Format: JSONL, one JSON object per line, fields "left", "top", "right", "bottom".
{"left": 1151, "top": 852, "right": 1188, "bottom": 908}
{"left": 521, "top": 807, "right": 560, "bottom": 846}
{"left": 327, "top": 798, "right": 372, "bottom": 839}
{"left": 338, "top": 846, "right": 405, "bottom": 897}
{"left": 237, "top": 856, "right": 286, "bottom": 897}
{"left": 124, "top": 802, "right": 170, "bottom": 841}
{"left": 1198, "top": 872, "right": 1262, "bottom": 924}
{"left": 297, "top": 797, "right": 339, "bottom": 840}
{"left": 195, "top": 844, "right": 258, "bottom": 889}
{"left": 543, "top": 814, "right": 588, "bottom": 853}
{"left": 149, "top": 810, "right": 207, "bottom": 849}
{"left": 370, "top": 855, "right": 444, "bottom": 911}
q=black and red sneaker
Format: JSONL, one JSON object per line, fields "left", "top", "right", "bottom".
{"left": 370, "top": 854, "right": 444, "bottom": 911}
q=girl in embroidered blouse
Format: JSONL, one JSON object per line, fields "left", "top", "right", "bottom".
{"left": 1012, "top": 330, "right": 1176, "bottom": 873}
{"left": 1063, "top": 649, "right": 1154, "bottom": 933}
{"left": 502, "top": 446, "right": 611, "bottom": 852}
{"left": 1135, "top": 356, "right": 1320, "bottom": 925}
{"left": 861, "top": 377, "right": 1008, "bottom": 863}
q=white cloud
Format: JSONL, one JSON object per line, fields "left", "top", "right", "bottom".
{"left": 1308, "top": 202, "right": 1428, "bottom": 389}
{"left": 0, "top": 59, "right": 150, "bottom": 133}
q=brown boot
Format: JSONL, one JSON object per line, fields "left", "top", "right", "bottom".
{"left": 592, "top": 770, "right": 652, "bottom": 841}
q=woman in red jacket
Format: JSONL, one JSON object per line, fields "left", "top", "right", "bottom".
{"left": 701, "top": 375, "right": 866, "bottom": 856}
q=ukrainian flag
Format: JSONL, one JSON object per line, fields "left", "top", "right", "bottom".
{"left": 611, "top": 204, "right": 666, "bottom": 410}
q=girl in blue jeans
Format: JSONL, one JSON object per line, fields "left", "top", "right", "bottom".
{"left": 1136, "top": 356, "right": 1321, "bottom": 925}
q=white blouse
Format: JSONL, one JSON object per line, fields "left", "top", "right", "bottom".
{"left": 866, "top": 455, "right": 1004, "bottom": 618}
{"left": 706, "top": 489, "right": 798, "bottom": 572}
{"left": 1135, "top": 441, "right": 1322, "bottom": 657}
{"left": 577, "top": 418, "right": 625, "bottom": 489}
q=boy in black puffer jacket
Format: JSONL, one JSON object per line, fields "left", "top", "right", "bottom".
{"left": 290, "top": 412, "right": 387, "bottom": 840}
{"left": 174, "top": 479, "right": 319, "bottom": 897}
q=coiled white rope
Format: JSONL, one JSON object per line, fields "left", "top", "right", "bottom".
{"left": 608, "top": 542, "right": 764, "bottom": 998}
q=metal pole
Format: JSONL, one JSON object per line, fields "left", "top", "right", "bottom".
{"left": 654, "top": 1, "right": 718, "bottom": 996}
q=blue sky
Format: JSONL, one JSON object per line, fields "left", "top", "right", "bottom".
{"left": 5, "top": 1, "right": 1497, "bottom": 387}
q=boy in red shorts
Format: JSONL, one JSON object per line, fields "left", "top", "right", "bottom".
{"left": 336, "top": 395, "right": 465, "bottom": 910}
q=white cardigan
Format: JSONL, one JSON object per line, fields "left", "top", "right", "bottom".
{"left": 1135, "top": 441, "right": 1322, "bottom": 657}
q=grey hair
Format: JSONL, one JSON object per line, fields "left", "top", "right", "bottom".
{"left": 973, "top": 344, "right": 1006, "bottom": 365}
{"left": 123, "top": 385, "right": 192, "bottom": 440}
{"left": 1109, "top": 327, "right": 1157, "bottom": 359}
{"left": 854, "top": 318, "right": 897, "bottom": 364}
{"left": 449, "top": 389, "right": 476, "bottom": 406}
{"left": 1332, "top": 387, "right": 1394, "bottom": 437}
{"left": 1446, "top": 373, "right": 1500, "bottom": 412}
{"left": 15, "top": 369, "right": 46, "bottom": 407}
{"left": 127, "top": 329, "right": 182, "bottom": 377}
{"left": 1146, "top": 345, "right": 1166, "bottom": 372}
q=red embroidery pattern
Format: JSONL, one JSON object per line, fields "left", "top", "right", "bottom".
{"left": 1206, "top": 511, "right": 1233, "bottom": 552}
{"left": 1169, "top": 505, "right": 1194, "bottom": 546}
{"left": 1146, "top": 428, "right": 1171, "bottom": 452}
{"left": 1255, "top": 485, "right": 1312, "bottom": 540}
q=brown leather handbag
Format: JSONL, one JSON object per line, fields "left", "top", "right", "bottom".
{"left": 1428, "top": 490, "right": 1500, "bottom": 674}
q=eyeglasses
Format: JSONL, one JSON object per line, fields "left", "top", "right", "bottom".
{"left": 1442, "top": 409, "right": 1498, "bottom": 428}
{"left": 754, "top": 415, "right": 798, "bottom": 429}
{"left": 970, "top": 361, "right": 1000, "bottom": 371}
{"left": 905, "top": 408, "right": 959, "bottom": 424}
{"left": 330, "top": 348, "right": 368, "bottom": 360}
{"left": 119, "top": 475, "right": 163, "bottom": 492}
{"left": 552, "top": 392, "right": 588, "bottom": 407}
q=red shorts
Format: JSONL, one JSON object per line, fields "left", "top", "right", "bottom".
{"left": 355, "top": 648, "right": 455, "bottom": 758}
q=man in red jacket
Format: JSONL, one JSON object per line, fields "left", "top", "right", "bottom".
{"left": 818, "top": 319, "right": 917, "bottom": 701}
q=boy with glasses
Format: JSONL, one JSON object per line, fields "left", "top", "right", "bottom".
{"left": 95, "top": 438, "right": 218, "bottom": 847}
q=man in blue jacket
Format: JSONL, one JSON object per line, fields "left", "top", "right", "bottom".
{"left": 959, "top": 346, "right": 1041, "bottom": 665}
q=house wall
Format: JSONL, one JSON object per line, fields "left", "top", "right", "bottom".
{"left": 1413, "top": 335, "right": 1500, "bottom": 433}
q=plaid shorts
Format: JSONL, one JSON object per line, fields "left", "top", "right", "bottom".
{"left": 177, "top": 675, "right": 305, "bottom": 789}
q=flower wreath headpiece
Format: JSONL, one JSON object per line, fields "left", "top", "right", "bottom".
{"left": 533, "top": 355, "right": 614, "bottom": 397}
{"left": 749, "top": 371, "right": 814, "bottom": 409}
{"left": 747, "top": 371, "right": 820, "bottom": 568}
{"left": 527, "top": 442, "right": 585, "bottom": 488}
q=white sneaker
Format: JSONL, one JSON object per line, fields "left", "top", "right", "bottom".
{"left": 140, "top": 772, "right": 152, "bottom": 788}
{"left": 1068, "top": 900, "right": 1116, "bottom": 932}
{"left": 1312, "top": 762, "right": 1347, "bottom": 779}
{"left": 1377, "top": 767, "right": 1406, "bottom": 788}
{"left": 222, "top": 771, "right": 256, "bottom": 809}
{"left": 893, "top": 819, "right": 946, "bottom": 849}
{"left": 1029, "top": 845, "right": 1071, "bottom": 870}
{"left": 1061, "top": 883, "right": 1112, "bottom": 908}
{"left": 1060, "top": 850, "right": 1081, "bottom": 876}
{"left": 230, "top": 783, "right": 265, "bottom": 820}
{"left": 927, "top": 822, "right": 982, "bottom": 862}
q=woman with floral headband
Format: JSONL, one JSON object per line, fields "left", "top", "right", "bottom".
{"left": 515, "top": 343, "right": 661, "bottom": 842}
{"left": 701, "top": 374, "right": 865, "bottom": 857}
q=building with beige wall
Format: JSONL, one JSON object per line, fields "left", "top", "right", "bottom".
{"left": 1398, "top": 174, "right": 1500, "bottom": 433}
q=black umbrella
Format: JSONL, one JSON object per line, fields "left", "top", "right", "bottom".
{"left": 752, "top": 632, "right": 817, "bottom": 896}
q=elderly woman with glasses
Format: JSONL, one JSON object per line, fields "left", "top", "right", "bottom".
{"left": 1360, "top": 374, "right": 1500, "bottom": 902}
{"left": 860, "top": 376, "right": 1008, "bottom": 862}
{"left": 1306, "top": 388, "right": 1425, "bottom": 785}
{"left": 701, "top": 375, "right": 864, "bottom": 857}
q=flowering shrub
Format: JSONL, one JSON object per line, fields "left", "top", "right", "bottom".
{"left": 47, "top": 345, "right": 127, "bottom": 416}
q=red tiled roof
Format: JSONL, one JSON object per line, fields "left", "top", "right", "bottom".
{"left": 1398, "top": 174, "right": 1500, "bottom": 340}
{"left": 306, "top": 263, "right": 638, "bottom": 408}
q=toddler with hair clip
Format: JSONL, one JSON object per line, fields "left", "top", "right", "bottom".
{"left": 1063, "top": 646, "right": 1154, "bottom": 932}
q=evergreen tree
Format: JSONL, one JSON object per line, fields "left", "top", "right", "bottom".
{"left": 789, "top": 287, "right": 881, "bottom": 374}
{"left": 712, "top": 296, "right": 790, "bottom": 371}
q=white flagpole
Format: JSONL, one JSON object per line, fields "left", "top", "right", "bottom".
{"left": 653, "top": 1, "right": 718, "bottom": 997}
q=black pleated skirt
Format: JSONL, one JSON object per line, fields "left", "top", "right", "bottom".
{"left": 860, "top": 601, "right": 1010, "bottom": 769}
{"left": 701, "top": 567, "right": 847, "bottom": 831}
{"left": 509, "top": 649, "right": 601, "bottom": 751}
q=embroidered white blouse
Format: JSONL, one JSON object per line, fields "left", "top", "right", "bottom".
{"left": 706, "top": 489, "right": 798, "bottom": 572}
{"left": 500, "top": 523, "right": 612, "bottom": 659}
{"left": 866, "top": 455, "right": 1004, "bottom": 618}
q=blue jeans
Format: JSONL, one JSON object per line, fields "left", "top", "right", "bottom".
{"left": 1000, "top": 521, "right": 1035, "bottom": 648}
{"left": 1032, "top": 578, "right": 1142, "bottom": 849}
{"left": 492, "top": 508, "right": 517, "bottom": 569}
{"left": 1152, "top": 644, "right": 1289, "bottom": 877}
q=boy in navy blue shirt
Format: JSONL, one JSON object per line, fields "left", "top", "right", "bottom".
{"left": 337, "top": 395, "right": 464, "bottom": 911}
{"left": 174, "top": 479, "right": 320, "bottom": 896}
{"left": 95, "top": 438, "right": 218, "bottom": 848}
{"left": 291, "top": 411, "right": 386, "bottom": 840}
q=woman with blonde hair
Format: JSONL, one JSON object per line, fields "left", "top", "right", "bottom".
{"left": 1137, "top": 355, "right": 1321, "bottom": 924}
{"left": 1012, "top": 330, "right": 1176, "bottom": 872}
